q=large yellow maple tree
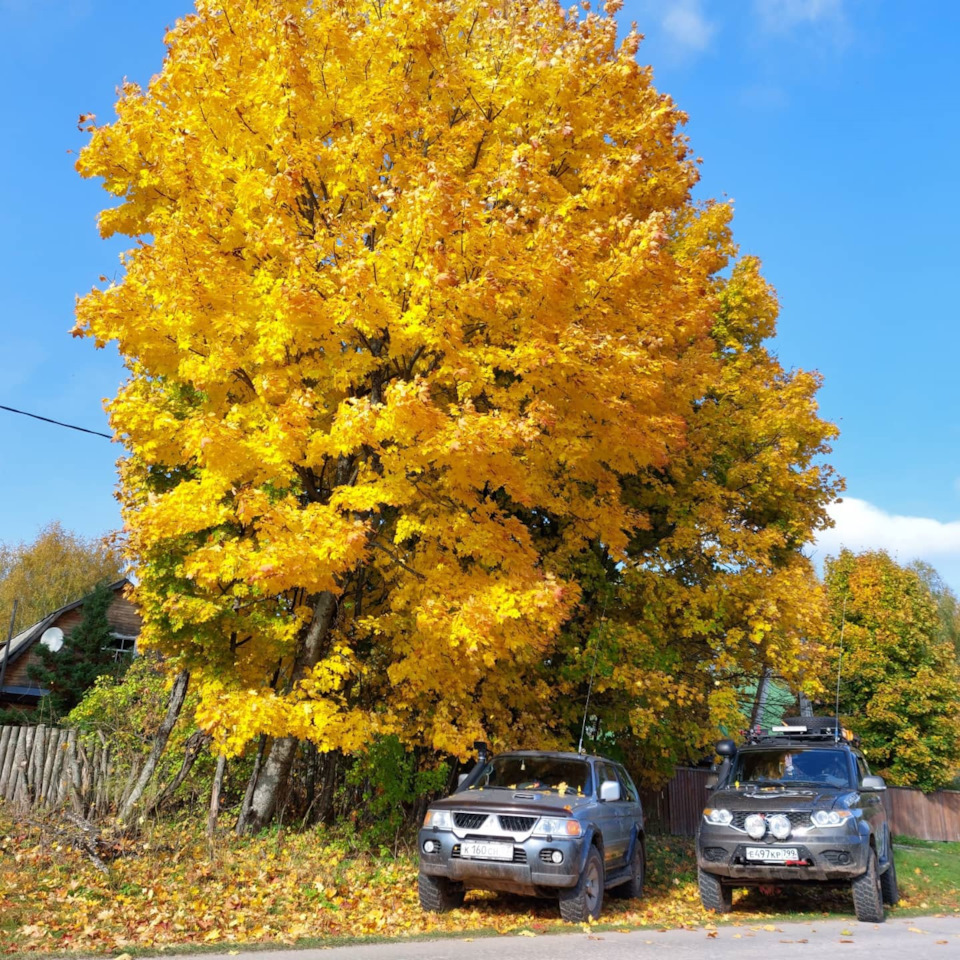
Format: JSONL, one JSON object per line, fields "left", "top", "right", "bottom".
{"left": 75, "top": 0, "right": 838, "bottom": 817}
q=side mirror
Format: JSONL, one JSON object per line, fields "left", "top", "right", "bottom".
{"left": 705, "top": 773, "right": 718, "bottom": 790}
{"left": 862, "top": 775, "right": 886, "bottom": 791}
{"left": 457, "top": 773, "right": 468, "bottom": 787}
{"left": 716, "top": 739, "right": 737, "bottom": 758}
{"left": 599, "top": 780, "right": 621, "bottom": 802}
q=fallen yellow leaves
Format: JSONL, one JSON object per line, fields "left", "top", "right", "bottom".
{"left": 0, "top": 815, "right": 952, "bottom": 955}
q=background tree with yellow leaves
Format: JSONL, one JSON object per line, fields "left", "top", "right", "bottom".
{"left": 0, "top": 522, "right": 122, "bottom": 636}
{"left": 820, "top": 549, "right": 960, "bottom": 791}
{"left": 75, "top": 0, "right": 839, "bottom": 825}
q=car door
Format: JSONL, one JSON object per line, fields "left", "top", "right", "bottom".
{"left": 596, "top": 761, "right": 628, "bottom": 865}
{"left": 856, "top": 752, "right": 889, "bottom": 858}
{"left": 616, "top": 764, "right": 643, "bottom": 851}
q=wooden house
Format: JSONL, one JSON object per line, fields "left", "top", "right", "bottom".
{"left": 0, "top": 579, "right": 141, "bottom": 711}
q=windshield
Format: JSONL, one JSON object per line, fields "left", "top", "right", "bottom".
{"left": 732, "top": 749, "right": 852, "bottom": 788}
{"left": 472, "top": 756, "right": 593, "bottom": 796}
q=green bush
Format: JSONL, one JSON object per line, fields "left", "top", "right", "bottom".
{"left": 342, "top": 736, "right": 449, "bottom": 847}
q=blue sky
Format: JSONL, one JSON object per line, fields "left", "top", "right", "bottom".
{"left": 0, "top": 1, "right": 958, "bottom": 587}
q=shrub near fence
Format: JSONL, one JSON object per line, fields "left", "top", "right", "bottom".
{"left": 0, "top": 724, "right": 115, "bottom": 817}
{"left": 643, "top": 767, "right": 960, "bottom": 842}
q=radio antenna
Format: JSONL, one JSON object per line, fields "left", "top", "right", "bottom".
{"left": 834, "top": 594, "right": 847, "bottom": 743}
{"left": 578, "top": 593, "right": 609, "bottom": 756}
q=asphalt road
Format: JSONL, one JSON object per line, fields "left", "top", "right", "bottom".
{"left": 157, "top": 916, "right": 960, "bottom": 960}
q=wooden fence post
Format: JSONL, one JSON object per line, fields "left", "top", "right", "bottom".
{"left": 0, "top": 726, "right": 15, "bottom": 797}
{"left": 49, "top": 729, "right": 67, "bottom": 807}
{"left": 0, "top": 727, "right": 11, "bottom": 784}
{"left": 30, "top": 725, "right": 46, "bottom": 803}
{"left": 40, "top": 727, "right": 60, "bottom": 804}
{"left": 12, "top": 726, "right": 36, "bottom": 808}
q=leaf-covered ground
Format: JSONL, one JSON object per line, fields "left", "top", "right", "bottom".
{"left": 1, "top": 812, "right": 958, "bottom": 956}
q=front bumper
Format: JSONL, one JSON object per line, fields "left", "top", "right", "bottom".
{"left": 698, "top": 822, "right": 870, "bottom": 883}
{"left": 418, "top": 828, "right": 584, "bottom": 893}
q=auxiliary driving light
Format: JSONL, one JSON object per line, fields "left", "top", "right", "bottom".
{"left": 423, "top": 840, "right": 437, "bottom": 854}
{"left": 551, "top": 850, "right": 563, "bottom": 864}
{"left": 769, "top": 814, "right": 791, "bottom": 840}
{"left": 745, "top": 814, "right": 766, "bottom": 840}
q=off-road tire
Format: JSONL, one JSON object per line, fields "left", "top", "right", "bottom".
{"left": 559, "top": 846, "right": 604, "bottom": 922}
{"left": 418, "top": 872, "right": 465, "bottom": 913}
{"left": 880, "top": 853, "right": 900, "bottom": 906}
{"left": 610, "top": 839, "right": 645, "bottom": 899}
{"left": 852, "top": 849, "right": 885, "bottom": 923}
{"left": 698, "top": 866, "right": 733, "bottom": 914}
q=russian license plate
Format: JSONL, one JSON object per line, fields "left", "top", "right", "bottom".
{"left": 460, "top": 841, "right": 514, "bottom": 861}
{"left": 746, "top": 847, "right": 799, "bottom": 862}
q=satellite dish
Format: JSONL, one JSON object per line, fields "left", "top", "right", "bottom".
{"left": 40, "top": 627, "right": 64, "bottom": 653}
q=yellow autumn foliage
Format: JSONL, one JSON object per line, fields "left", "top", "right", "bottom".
{"left": 74, "top": 0, "right": 838, "bottom": 765}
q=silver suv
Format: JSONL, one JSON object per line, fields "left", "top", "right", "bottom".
{"left": 418, "top": 749, "right": 645, "bottom": 922}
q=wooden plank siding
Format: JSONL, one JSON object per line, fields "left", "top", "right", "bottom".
{"left": 0, "top": 589, "right": 141, "bottom": 710}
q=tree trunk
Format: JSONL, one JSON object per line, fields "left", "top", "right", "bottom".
{"left": 235, "top": 734, "right": 268, "bottom": 835}
{"left": 208, "top": 753, "right": 227, "bottom": 838}
{"left": 749, "top": 667, "right": 771, "bottom": 730}
{"left": 146, "top": 730, "right": 211, "bottom": 815}
{"left": 119, "top": 668, "right": 190, "bottom": 824}
{"left": 239, "top": 592, "right": 337, "bottom": 833}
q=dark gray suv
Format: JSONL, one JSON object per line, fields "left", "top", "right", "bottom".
{"left": 697, "top": 717, "right": 899, "bottom": 923}
{"left": 418, "top": 749, "right": 645, "bottom": 922}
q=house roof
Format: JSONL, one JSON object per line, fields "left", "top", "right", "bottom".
{"left": 0, "top": 578, "right": 132, "bottom": 669}
{"left": 0, "top": 684, "right": 49, "bottom": 703}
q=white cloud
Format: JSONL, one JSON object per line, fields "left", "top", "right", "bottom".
{"left": 661, "top": 0, "right": 716, "bottom": 52}
{"left": 814, "top": 498, "right": 960, "bottom": 589}
{"left": 754, "top": 0, "right": 845, "bottom": 33}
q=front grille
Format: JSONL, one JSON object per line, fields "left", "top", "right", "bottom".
{"left": 731, "top": 811, "right": 810, "bottom": 830}
{"left": 454, "top": 812, "right": 487, "bottom": 830}
{"left": 703, "top": 847, "right": 728, "bottom": 863}
{"left": 451, "top": 844, "right": 525, "bottom": 863}
{"left": 499, "top": 815, "right": 537, "bottom": 832}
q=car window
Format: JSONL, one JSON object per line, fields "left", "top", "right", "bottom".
{"left": 616, "top": 766, "right": 639, "bottom": 803}
{"left": 732, "top": 748, "right": 853, "bottom": 788}
{"left": 472, "top": 756, "right": 592, "bottom": 796}
{"left": 598, "top": 762, "right": 620, "bottom": 795}
{"left": 856, "top": 754, "right": 870, "bottom": 783}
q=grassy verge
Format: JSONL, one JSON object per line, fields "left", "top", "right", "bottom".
{"left": 1, "top": 811, "right": 958, "bottom": 956}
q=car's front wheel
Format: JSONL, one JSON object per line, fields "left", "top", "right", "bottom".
{"left": 418, "top": 872, "right": 465, "bottom": 913}
{"left": 559, "top": 846, "right": 604, "bottom": 922}
{"left": 697, "top": 865, "right": 732, "bottom": 914}
{"left": 851, "top": 849, "right": 885, "bottom": 923}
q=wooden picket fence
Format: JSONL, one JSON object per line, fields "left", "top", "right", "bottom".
{"left": 0, "top": 724, "right": 124, "bottom": 817}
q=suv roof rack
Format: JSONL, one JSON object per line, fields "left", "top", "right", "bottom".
{"left": 743, "top": 715, "right": 859, "bottom": 747}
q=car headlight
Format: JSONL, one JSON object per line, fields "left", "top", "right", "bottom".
{"left": 811, "top": 809, "right": 853, "bottom": 828}
{"left": 703, "top": 808, "right": 733, "bottom": 826}
{"left": 423, "top": 809, "right": 454, "bottom": 829}
{"left": 533, "top": 817, "right": 582, "bottom": 837}
{"left": 768, "top": 814, "right": 791, "bottom": 840}
{"left": 745, "top": 814, "right": 767, "bottom": 840}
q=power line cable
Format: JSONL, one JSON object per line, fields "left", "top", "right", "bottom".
{"left": 0, "top": 403, "right": 112, "bottom": 440}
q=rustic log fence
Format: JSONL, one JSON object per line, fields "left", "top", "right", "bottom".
{"left": 3, "top": 727, "right": 960, "bottom": 842}
{"left": 0, "top": 724, "right": 131, "bottom": 817}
